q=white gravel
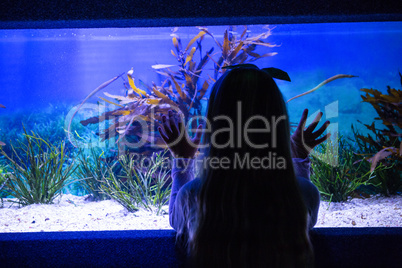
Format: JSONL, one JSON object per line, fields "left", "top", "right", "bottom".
{"left": 316, "top": 194, "right": 402, "bottom": 227}
{"left": 0, "top": 194, "right": 401, "bottom": 233}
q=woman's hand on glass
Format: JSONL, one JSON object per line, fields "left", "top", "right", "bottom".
{"left": 158, "top": 110, "right": 203, "bottom": 159}
{"left": 291, "top": 109, "right": 331, "bottom": 159}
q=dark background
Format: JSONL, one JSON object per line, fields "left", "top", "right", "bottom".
{"left": 1, "top": 0, "right": 401, "bottom": 28}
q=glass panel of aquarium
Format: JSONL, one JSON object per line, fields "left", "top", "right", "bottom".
{"left": 0, "top": 22, "right": 401, "bottom": 232}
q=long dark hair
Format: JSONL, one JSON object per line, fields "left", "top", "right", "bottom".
{"left": 188, "top": 66, "right": 313, "bottom": 267}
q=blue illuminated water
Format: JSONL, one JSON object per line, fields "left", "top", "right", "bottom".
{"left": 0, "top": 22, "right": 401, "bottom": 139}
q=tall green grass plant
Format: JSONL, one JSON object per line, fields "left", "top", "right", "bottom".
{"left": 100, "top": 150, "right": 171, "bottom": 215}
{"left": 75, "top": 147, "right": 112, "bottom": 201}
{"left": 310, "top": 135, "right": 386, "bottom": 202}
{"left": 0, "top": 129, "right": 77, "bottom": 206}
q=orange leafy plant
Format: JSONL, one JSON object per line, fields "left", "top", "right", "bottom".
{"left": 70, "top": 26, "right": 279, "bottom": 154}
{"left": 351, "top": 73, "right": 402, "bottom": 196}
{"left": 71, "top": 26, "right": 355, "bottom": 156}
{"left": 356, "top": 73, "right": 402, "bottom": 172}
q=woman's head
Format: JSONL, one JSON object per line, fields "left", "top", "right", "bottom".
{"left": 203, "top": 66, "right": 292, "bottom": 167}
{"left": 189, "top": 66, "right": 312, "bottom": 267}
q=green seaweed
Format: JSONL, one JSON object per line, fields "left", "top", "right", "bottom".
{"left": 310, "top": 135, "right": 387, "bottom": 202}
{"left": 352, "top": 125, "right": 402, "bottom": 196}
{"left": 100, "top": 150, "right": 171, "bottom": 215}
{"left": 352, "top": 72, "right": 402, "bottom": 195}
{"left": 0, "top": 128, "right": 78, "bottom": 206}
{"left": 72, "top": 26, "right": 279, "bottom": 155}
{"left": 0, "top": 164, "right": 8, "bottom": 208}
{"left": 75, "top": 147, "right": 114, "bottom": 201}
{"left": 0, "top": 104, "right": 87, "bottom": 165}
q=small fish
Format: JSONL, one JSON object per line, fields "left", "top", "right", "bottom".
{"left": 0, "top": 104, "right": 5, "bottom": 108}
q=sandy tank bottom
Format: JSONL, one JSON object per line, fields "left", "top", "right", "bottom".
{"left": 0, "top": 194, "right": 401, "bottom": 232}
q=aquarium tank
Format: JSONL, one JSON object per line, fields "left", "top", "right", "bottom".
{"left": 0, "top": 21, "right": 401, "bottom": 232}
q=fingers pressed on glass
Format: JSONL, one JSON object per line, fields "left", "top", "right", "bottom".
{"left": 158, "top": 127, "right": 170, "bottom": 143}
{"left": 305, "top": 112, "right": 323, "bottom": 132}
{"left": 315, "top": 133, "right": 331, "bottom": 145}
{"left": 192, "top": 124, "right": 203, "bottom": 144}
{"left": 177, "top": 119, "right": 184, "bottom": 133}
{"left": 162, "top": 115, "right": 173, "bottom": 135}
{"left": 169, "top": 116, "right": 179, "bottom": 136}
{"left": 312, "top": 120, "right": 330, "bottom": 138}
{"left": 170, "top": 110, "right": 182, "bottom": 135}
{"left": 296, "top": 109, "right": 308, "bottom": 133}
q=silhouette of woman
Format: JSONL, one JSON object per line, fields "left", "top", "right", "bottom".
{"left": 158, "top": 66, "right": 330, "bottom": 267}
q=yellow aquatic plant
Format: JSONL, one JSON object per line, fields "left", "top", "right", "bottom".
{"left": 355, "top": 74, "right": 402, "bottom": 172}
{"left": 73, "top": 26, "right": 355, "bottom": 155}
{"left": 72, "top": 26, "right": 280, "bottom": 153}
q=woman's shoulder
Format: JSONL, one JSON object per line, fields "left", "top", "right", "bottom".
{"left": 296, "top": 176, "right": 318, "bottom": 193}
{"left": 175, "top": 178, "right": 202, "bottom": 208}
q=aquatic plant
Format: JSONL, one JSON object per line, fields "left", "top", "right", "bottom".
{"left": 100, "top": 150, "right": 171, "bottom": 215}
{"left": 0, "top": 104, "right": 5, "bottom": 147}
{"left": 0, "top": 164, "right": 8, "bottom": 208}
{"left": 69, "top": 26, "right": 355, "bottom": 159}
{"left": 352, "top": 126, "right": 402, "bottom": 196}
{"left": 0, "top": 129, "right": 78, "bottom": 206}
{"left": 0, "top": 104, "right": 85, "bottom": 164}
{"left": 310, "top": 135, "right": 386, "bottom": 202}
{"left": 75, "top": 147, "right": 113, "bottom": 201}
{"left": 352, "top": 72, "right": 402, "bottom": 195}
{"left": 0, "top": 105, "right": 6, "bottom": 207}
{"left": 68, "top": 26, "right": 279, "bottom": 154}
